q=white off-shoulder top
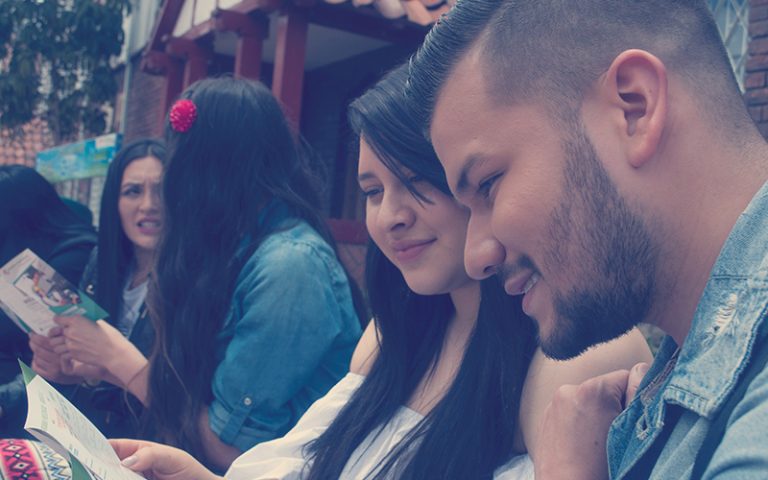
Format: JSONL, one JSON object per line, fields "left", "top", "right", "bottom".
{"left": 226, "top": 373, "right": 534, "bottom": 480}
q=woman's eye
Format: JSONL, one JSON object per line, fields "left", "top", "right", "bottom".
{"left": 361, "top": 188, "right": 382, "bottom": 199}
{"left": 122, "top": 186, "right": 141, "bottom": 197}
{"left": 477, "top": 173, "right": 501, "bottom": 200}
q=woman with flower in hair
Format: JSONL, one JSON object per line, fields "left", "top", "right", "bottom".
{"left": 59, "top": 77, "right": 364, "bottom": 472}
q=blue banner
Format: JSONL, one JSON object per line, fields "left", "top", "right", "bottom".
{"left": 36, "top": 133, "right": 122, "bottom": 182}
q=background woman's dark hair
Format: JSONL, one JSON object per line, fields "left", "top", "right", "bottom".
{"left": 145, "top": 77, "right": 366, "bottom": 461}
{"left": 306, "top": 65, "right": 538, "bottom": 479}
{"left": 0, "top": 165, "right": 96, "bottom": 265}
{"left": 96, "top": 138, "right": 166, "bottom": 324}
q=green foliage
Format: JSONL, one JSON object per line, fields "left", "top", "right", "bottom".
{"left": 0, "top": 0, "right": 130, "bottom": 141}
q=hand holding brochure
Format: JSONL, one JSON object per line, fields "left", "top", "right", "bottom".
{"left": 0, "top": 248, "right": 107, "bottom": 335}
{"left": 21, "top": 361, "right": 145, "bottom": 480}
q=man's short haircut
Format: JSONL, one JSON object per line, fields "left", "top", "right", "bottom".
{"left": 408, "top": 0, "right": 749, "bottom": 133}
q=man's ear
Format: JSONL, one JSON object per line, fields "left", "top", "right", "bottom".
{"left": 600, "top": 49, "right": 668, "bottom": 168}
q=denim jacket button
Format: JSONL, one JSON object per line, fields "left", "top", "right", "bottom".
{"left": 243, "top": 396, "right": 252, "bottom": 406}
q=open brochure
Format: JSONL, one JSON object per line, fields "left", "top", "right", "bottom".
{"left": 0, "top": 248, "right": 107, "bottom": 335}
{"left": 20, "top": 361, "right": 145, "bottom": 480}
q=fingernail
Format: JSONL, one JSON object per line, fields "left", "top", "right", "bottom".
{"left": 635, "top": 362, "right": 650, "bottom": 376}
{"left": 121, "top": 455, "right": 137, "bottom": 467}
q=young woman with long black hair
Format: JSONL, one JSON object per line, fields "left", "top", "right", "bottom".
{"left": 70, "top": 77, "right": 364, "bottom": 472}
{"left": 109, "top": 66, "right": 651, "bottom": 479}
{"left": 36, "top": 139, "right": 167, "bottom": 438}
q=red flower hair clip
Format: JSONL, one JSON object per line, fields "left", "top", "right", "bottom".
{"left": 169, "top": 99, "right": 197, "bottom": 133}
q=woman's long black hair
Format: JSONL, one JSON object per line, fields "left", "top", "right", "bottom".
{"left": 96, "top": 138, "right": 166, "bottom": 324}
{"left": 305, "top": 65, "right": 538, "bottom": 479}
{"left": 0, "top": 165, "right": 96, "bottom": 265}
{"left": 145, "top": 77, "right": 366, "bottom": 461}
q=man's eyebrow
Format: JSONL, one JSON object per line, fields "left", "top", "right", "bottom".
{"left": 454, "top": 154, "right": 487, "bottom": 197}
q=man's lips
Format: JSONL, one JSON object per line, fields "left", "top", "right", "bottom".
{"left": 504, "top": 271, "right": 540, "bottom": 296}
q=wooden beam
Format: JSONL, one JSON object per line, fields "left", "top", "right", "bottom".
{"left": 213, "top": 8, "right": 267, "bottom": 36}
{"left": 147, "top": 0, "right": 185, "bottom": 52}
{"left": 307, "top": 2, "right": 427, "bottom": 45}
{"left": 235, "top": 35, "right": 264, "bottom": 80}
{"left": 213, "top": 9, "right": 269, "bottom": 81}
{"left": 180, "top": 18, "right": 216, "bottom": 40}
{"left": 272, "top": 8, "right": 309, "bottom": 126}
{"left": 165, "top": 37, "right": 212, "bottom": 88}
{"left": 161, "top": 57, "right": 184, "bottom": 132}
{"left": 141, "top": 50, "right": 174, "bottom": 75}
{"left": 228, "top": 0, "right": 282, "bottom": 14}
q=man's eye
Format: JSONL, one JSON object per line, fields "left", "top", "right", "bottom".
{"left": 477, "top": 173, "right": 501, "bottom": 200}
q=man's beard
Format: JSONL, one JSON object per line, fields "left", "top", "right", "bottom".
{"left": 538, "top": 122, "right": 658, "bottom": 360}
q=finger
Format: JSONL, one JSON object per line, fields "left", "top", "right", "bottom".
{"left": 28, "top": 333, "right": 46, "bottom": 349}
{"left": 120, "top": 445, "right": 164, "bottom": 472}
{"left": 32, "top": 346, "right": 59, "bottom": 364}
{"left": 625, "top": 362, "right": 650, "bottom": 407}
{"left": 49, "top": 335, "right": 66, "bottom": 348}
{"left": 70, "top": 362, "right": 101, "bottom": 379}
{"left": 575, "top": 369, "right": 630, "bottom": 408}
{"left": 110, "top": 439, "right": 146, "bottom": 461}
{"left": 53, "top": 315, "right": 72, "bottom": 328}
{"left": 31, "top": 359, "right": 55, "bottom": 377}
{"left": 48, "top": 326, "right": 63, "bottom": 337}
{"left": 53, "top": 342, "right": 69, "bottom": 355}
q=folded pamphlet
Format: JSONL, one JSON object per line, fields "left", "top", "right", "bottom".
{"left": 0, "top": 248, "right": 107, "bottom": 335}
{"left": 21, "top": 361, "right": 145, "bottom": 480}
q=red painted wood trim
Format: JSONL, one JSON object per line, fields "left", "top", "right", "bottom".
{"left": 161, "top": 58, "right": 184, "bottom": 132}
{"left": 272, "top": 8, "right": 309, "bottom": 126}
{"left": 235, "top": 35, "right": 264, "bottom": 80}
{"left": 229, "top": 0, "right": 281, "bottom": 14}
{"left": 327, "top": 218, "right": 368, "bottom": 245}
{"left": 147, "top": 0, "right": 185, "bottom": 53}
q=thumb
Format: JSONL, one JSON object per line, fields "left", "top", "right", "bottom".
{"left": 625, "top": 362, "right": 650, "bottom": 407}
{"left": 69, "top": 361, "right": 101, "bottom": 378}
{"left": 120, "top": 446, "right": 159, "bottom": 473}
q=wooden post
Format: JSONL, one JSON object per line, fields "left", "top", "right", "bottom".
{"left": 165, "top": 37, "right": 211, "bottom": 89}
{"left": 164, "top": 58, "right": 184, "bottom": 119}
{"left": 272, "top": 8, "right": 308, "bottom": 127}
{"left": 213, "top": 9, "right": 268, "bottom": 81}
{"left": 236, "top": 35, "right": 264, "bottom": 80}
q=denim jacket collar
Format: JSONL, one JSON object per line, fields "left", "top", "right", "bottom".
{"left": 608, "top": 181, "right": 768, "bottom": 479}
{"left": 664, "top": 180, "right": 768, "bottom": 418}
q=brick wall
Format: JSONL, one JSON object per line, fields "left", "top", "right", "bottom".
{"left": 747, "top": 0, "right": 768, "bottom": 137}
{"left": 120, "top": 54, "right": 170, "bottom": 143}
{"left": 0, "top": 119, "right": 55, "bottom": 167}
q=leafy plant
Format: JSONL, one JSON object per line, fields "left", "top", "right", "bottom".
{"left": 0, "top": 0, "right": 130, "bottom": 142}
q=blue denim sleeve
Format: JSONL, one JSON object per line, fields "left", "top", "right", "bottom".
{"left": 703, "top": 360, "right": 768, "bottom": 479}
{"left": 207, "top": 237, "right": 351, "bottom": 451}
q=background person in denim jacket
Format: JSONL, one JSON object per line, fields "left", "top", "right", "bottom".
{"left": 406, "top": 0, "right": 768, "bottom": 478}
{"left": 136, "top": 77, "right": 363, "bottom": 472}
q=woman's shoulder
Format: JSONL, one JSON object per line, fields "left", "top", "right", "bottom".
{"left": 350, "top": 320, "right": 379, "bottom": 375}
{"left": 251, "top": 220, "right": 339, "bottom": 273}
{"left": 518, "top": 328, "right": 653, "bottom": 454}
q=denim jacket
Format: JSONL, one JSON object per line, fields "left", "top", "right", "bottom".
{"left": 207, "top": 202, "right": 362, "bottom": 452}
{"left": 608, "top": 181, "right": 768, "bottom": 479}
